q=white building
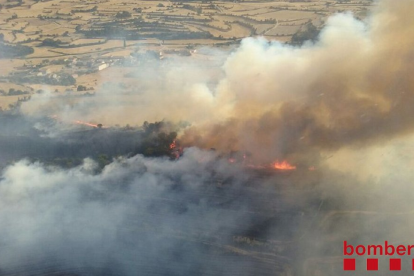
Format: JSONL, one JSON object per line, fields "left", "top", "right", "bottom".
{"left": 98, "top": 63, "right": 109, "bottom": 71}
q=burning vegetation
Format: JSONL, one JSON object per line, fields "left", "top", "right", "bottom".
{"left": 73, "top": 120, "right": 104, "bottom": 128}
{"left": 273, "top": 160, "right": 296, "bottom": 171}
{"left": 0, "top": 113, "right": 182, "bottom": 169}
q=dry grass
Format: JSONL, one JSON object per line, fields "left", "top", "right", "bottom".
{"left": 0, "top": 0, "right": 374, "bottom": 109}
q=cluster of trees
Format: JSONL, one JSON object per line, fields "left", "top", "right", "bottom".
{"left": 182, "top": 4, "right": 202, "bottom": 14}
{"left": 115, "top": 11, "right": 132, "bottom": 19}
{"left": 234, "top": 15, "right": 276, "bottom": 25}
{"left": 71, "top": 6, "right": 97, "bottom": 13}
{"left": 137, "top": 121, "right": 178, "bottom": 158}
{"left": 79, "top": 19, "right": 212, "bottom": 40}
{"left": 0, "top": 113, "right": 182, "bottom": 170}
{"left": 77, "top": 85, "right": 87, "bottom": 91}
{"left": 37, "top": 14, "right": 75, "bottom": 20}
{"left": 10, "top": 72, "right": 76, "bottom": 86}
{"left": 77, "top": 85, "right": 94, "bottom": 91}
{"left": 0, "top": 42, "right": 34, "bottom": 58}
{"left": 4, "top": 0, "right": 23, "bottom": 9}
{"left": 0, "top": 88, "right": 30, "bottom": 96}
{"left": 79, "top": 24, "right": 126, "bottom": 38}
{"left": 153, "top": 31, "right": 212, "bottom": 40}
{"left": 41, "top": 37, "right": 107, "bottom": 49}
{"left": 148, "top": 13, "right": 211, "bottom": 22}
{"left": 40, "top": 38, "right": 62, "bottom": 47}
{"left": 291, "top": 22, "right": 320, "bottom": 45}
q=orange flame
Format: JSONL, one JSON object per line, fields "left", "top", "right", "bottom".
{"left": 273, "top": 160, "right": 296, "bottom": 170}
{"left": 170, "top": 139, "right": 183, "bottom": 160}
{"left": 73, "top": 120, "right": 103, "bottom": 128}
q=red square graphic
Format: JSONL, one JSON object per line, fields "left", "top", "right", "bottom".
{"left": 344, "top": 259, "right": 356, "bottom": 271}
{"left": 390, "top": 259, "right": 401, "bottom": 271}
{"left": 367, "top": 259, "right": 378, "bottom": 271}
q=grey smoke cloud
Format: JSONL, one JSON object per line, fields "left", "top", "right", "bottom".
{"left": 2, "top": 140, "right": 414, "bottom": 275}
{"left": 182, "top": 0, "right": 414, "bottom": 163}
{"left": 0, "top": 149, "right": 306, "bottom": 275}
{"left": 20, "top": 1, "right": 414, "bottom": 165}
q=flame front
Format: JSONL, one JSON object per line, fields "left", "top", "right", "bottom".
{"left": 273, "top": 160, "right": 296, "bottom": 170}
{"left": 74, "top": 120, "right": 102, "bottom": 128}
{"left": 170, "top": 140, "right": 176, "bottom": 149}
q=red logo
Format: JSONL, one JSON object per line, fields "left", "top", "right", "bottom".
{"left": 343, "top": 241, "right": 414, "bottom": 271}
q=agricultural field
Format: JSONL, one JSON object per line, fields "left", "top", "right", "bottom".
{"left": 0, "top": 0, "right": 374, "bottom": 109}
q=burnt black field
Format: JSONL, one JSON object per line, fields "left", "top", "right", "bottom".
{"left": 0, "top": 112, "right": 171, "bottom": 168}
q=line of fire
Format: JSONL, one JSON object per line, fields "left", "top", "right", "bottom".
{"left": 1, "top": 107, "right": 412, "bottom": 275}
{"left": 68, "top": 117, "right": 316, "bottom": 174}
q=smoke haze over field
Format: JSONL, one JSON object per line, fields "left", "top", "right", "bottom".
{"left": 183, "top": 0, "right": 414, "bottom": 162}
{"left": 0, "top": 149, "right": 318, "bottom": 275}
{"left": 21, "top": 0, "right": 414, "bottom": 164}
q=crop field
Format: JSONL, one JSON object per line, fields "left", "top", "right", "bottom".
{"left": 0, "top": 0, "right": 374, "bottom": 109}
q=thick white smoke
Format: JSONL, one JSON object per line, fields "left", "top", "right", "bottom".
{"left": 1, "top": 149, "right": 304, "bottom": 275}
{"left": 22, "top": 0, "right": 414, "bottom": 165}
{"left": 0, "top": 116, "right": 316, "bottom": 275}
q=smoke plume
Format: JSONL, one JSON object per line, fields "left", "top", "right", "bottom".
{"left": 0, "top": 149, "right": 317, "bottom": 275}
{"left": 180, "top": 0, "right": 414, "bottom": 162}
{"left": 20, "top": 0, "right": 414, "bottom": 165}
